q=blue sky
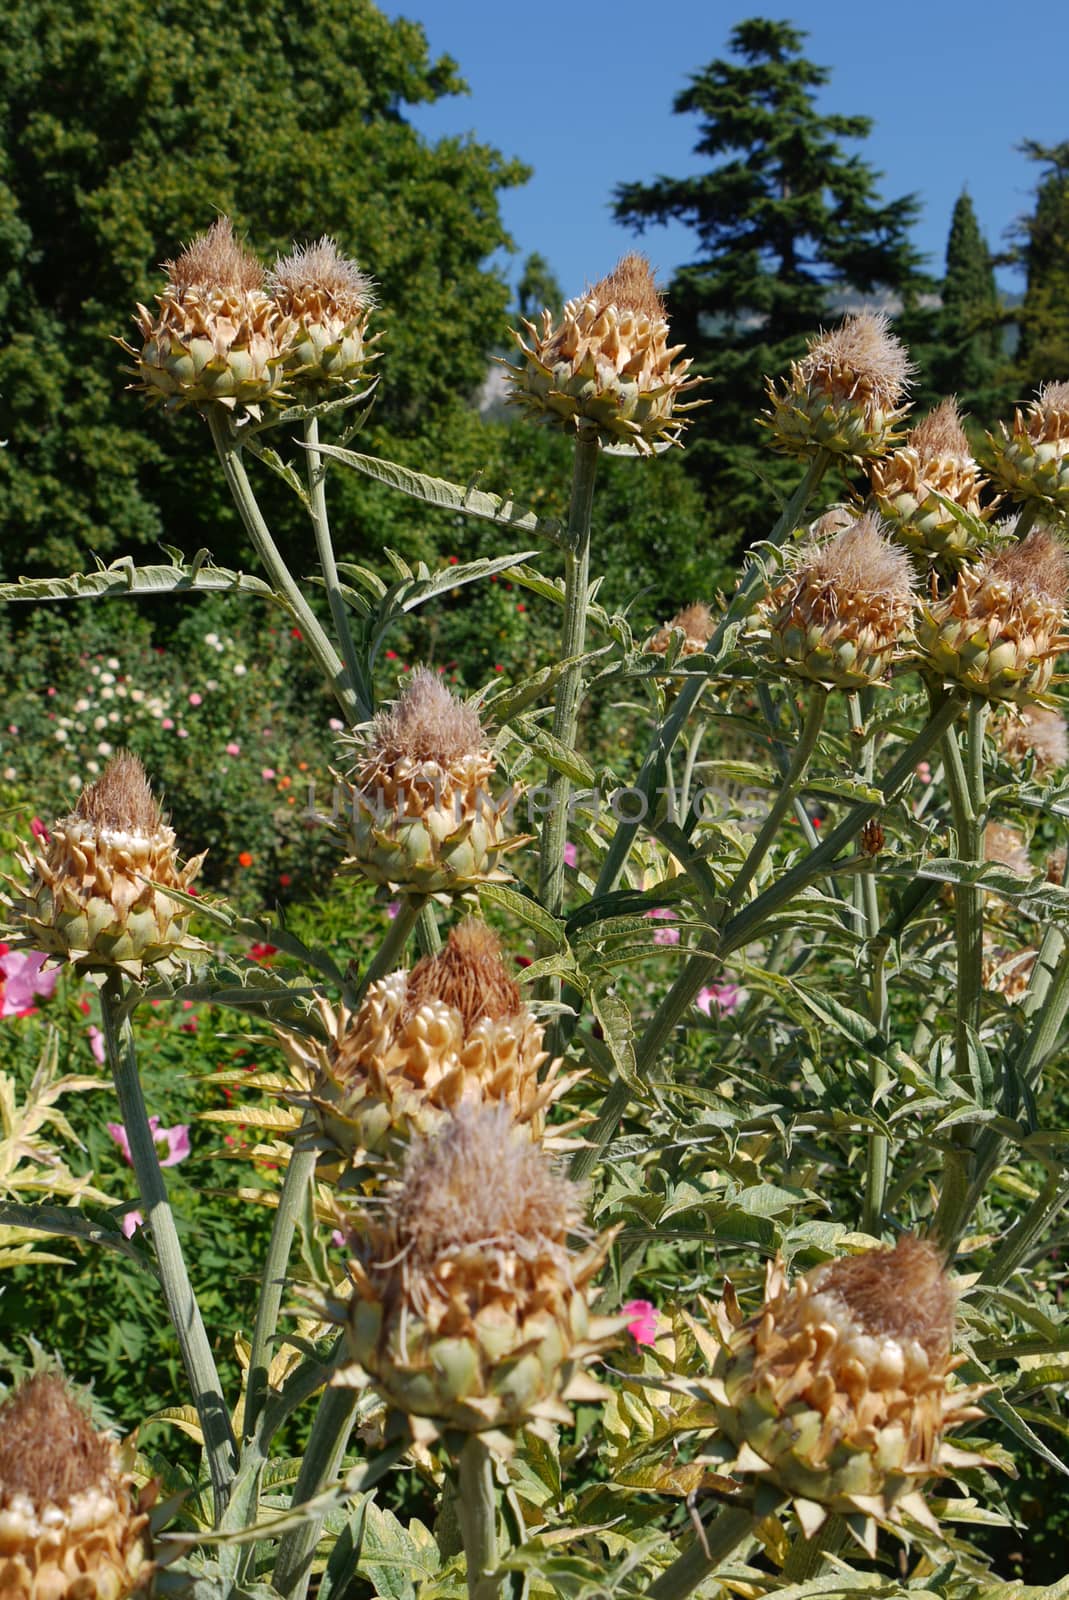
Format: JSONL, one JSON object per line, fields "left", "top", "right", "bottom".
{"left": 385, "top": 0, "right": 1068, "bottom": 302}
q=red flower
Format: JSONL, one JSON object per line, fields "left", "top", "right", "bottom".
{"left": 237, "top": 851, "right": 254, "bottom": 868}
{"left": 249, "top": 942, "right": 278, "bottom": 964}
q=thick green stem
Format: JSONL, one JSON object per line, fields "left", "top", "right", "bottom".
{"left": 1014, "top": 501, "right": 1040, "bottom": 540}
{"left": 101, "top": 975, "right": 236, "bottom": 1517}
{"left": 851, "top": 693, "right": 891, "bottom": 1236}
{"left": 781, "top": 1514, "right": 846, "bottom": 1581}
{"left": 414, "top": 900, "right": 442, "bottom": 957}
{"left": 457, "top": 1434, "right": 502, "bottom": 1600}
{"left": 572, "top": 693, "right": 962, "bottom": 1182}
{"left": 649, "top": 1503, "right": 758, "bottom": 1600}
{"left": 538, "top": 435, "right": 599, "bottom": 930}
{"left": 358, "top": 895, "right": 424, "bottom": 997}
{"left": 304, "top": 415, "right": 372, "bottom": 721}
{"left": 208, "top": 408, "right": 360, "bottom": 725}
{"left": 273, "top": 1383, "right": 362, "bottom": 1599}
{"left": 945, "top": 701, "right": 988, "bottom": 1069}
{"left": 725, "top": 689, "right": 827, "bottom": 911}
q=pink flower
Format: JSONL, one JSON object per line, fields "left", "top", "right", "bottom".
{"left": 30, "top": 816, "right": 50, "bottom": 842}
{"left": 622, "top": 1299, "right": 660, "bottom": 1346}
{"left": 916, "top": 761, "right": 932, "bottom": 784}
{"left": 563, "top": 842, "right": 578, "bottom": 867}
{"left": 107, "top": 1117, "right": 191, "bottom": 1168}
{"left": 696, "top": 982, "right": 741, "bottom": 1018}
{"left": 161, "top": 717, "right": 174, "bottom": 730}
{"left": 386, "top": 899, "right": 402, "bottom": 920}
{"left": 328, "top": 718, "right": 344, "bottom": 732}
{"left": 0, "top": 949, "right": 59, "bottom": 1017}
{"left": 121, "top": 1209, "right": 144, "bottom": 1239}
{"left": 188, "top": 692, "right": 203, "bottom": 706}
{"left": 331, "top": 1228, "right": 347, "bottom": 1248}
{"left": 261, "top": 767, "right": 276, "bottom": 781}
{"left": 645, "top": 908, "right": 680, "bottom": 946}
{"left": 225, "top": 741, "right": 241, "bottom": 756}
{"left": 88, "top": 1025, "right": 106, "bottom": 1064}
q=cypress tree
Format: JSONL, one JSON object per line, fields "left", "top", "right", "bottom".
{"left": 1014, "top": 142, "right": 1069, "bottom": 391}
{"left": 931, "top": 191, "right": 1005, "bottom": 420}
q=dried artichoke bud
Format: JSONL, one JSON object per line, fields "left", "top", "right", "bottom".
{"left": 269, "top": 236, "right": 377, "bottom": 390}
{"left": 646, "top": 603, "right": 714, "bottom": 660}
{"left": 342, "top": 670, "right": 523, "bottom": 895}
{"left": 987, "top": 381, "right": 1069, "bottom": 519}
{"left": 121, "top": 216, "right": 289, "bottom": 412}
{"left": 700, "top": 1236, "right": 990, "bottom": 1545}
{"left": 0, "top": 1373, "right": 153, "bottom": 1600}
{"left": 343, "top": 1105, "right": 618, "bottom": 1433}
{"left": 763, "top": 312, "right": 914, "bottom": 461}
{"left": 750, "top": 513, "right": 915, "bottom": 688}
{"left": 5, "top": 753, "right": 205, "bottom": 977}
{"left": 305, "top": 920, "right": 579, "bottom": 1161}
{"left": 916, "top": 527, "right": 1069, "bottom": 704}
{"left": 504, "top": 254, "right": 705, "bottom": 454}
{"left": 870, "top": 397, "right": 991, "bottom": 566}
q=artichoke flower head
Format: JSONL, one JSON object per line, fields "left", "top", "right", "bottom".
{"left": 764, "top": 311, "right": 914, "bottom": 461}
{"left": 870, "top": 396, "right": 990, "bottom": 567}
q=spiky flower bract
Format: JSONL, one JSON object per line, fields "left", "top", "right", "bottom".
{"left": 269, "top": 236, "right": 377, "bottom": 390}
{"left": 764, "top": 312, "right": 914, "bottom": 461}
{"left": 699, "top": 1237, "right": 990, "bottom": 1546}
{"left": 0, "top": 1373, "right": 152, "bottom": 1599}
{"left": 122, "top": 216, "right": 289, "bottom": 413}
{"left": 988, "top": 381, "right": 1069, "bottom": 519}
{"left": 870, "top": 397, "right": 990, "bottom": 567}
{"left": 4, "top": 752, "right": 205, "bottom": 976}
{"left": 996, "top": 703, "right": 1069, "bottom": 774}
{"left": 751, "top": 513, "right": 916, "bottom": 688}
{"left": 343, "top": 1105, "right": 617, "bottom": 1432}
{"left": 916, "top": 527, "right": 1069, "bottom": 704}
{"left": 343, "top": 670, "right": 521, "bottom": 894}
{"left": 504, "top": 254, "right": 704, "bottom": 454}
{"left": 305, "top": 919, "right": 578, "bottom": 1161}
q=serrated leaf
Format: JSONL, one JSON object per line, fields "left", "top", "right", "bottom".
{"left": 477, "top": 883, "right": 566, "bottom": 948}
{"left": 0, "top": 556, "right": 277, "bottom": 606}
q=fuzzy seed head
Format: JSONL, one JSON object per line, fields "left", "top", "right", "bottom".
{"left": 649, "top": 602, "right": 714, "bottom": 657}
{"left": 997, "top": 704, "right": 1069, "bottom": 773}
{"left": 588, "top": 253, "right": 664, "bottom": 320}
{"left": 269, "top": 237, "right": 375, "bottom": 319}
{"left": 985, "top": 822, "right": 1031, "bottom": 878}
{"left": 990, "top": 526, "right": 1069, "bottom": 605}
{"left": 371, "top": 670, "right": 486, "bottom": 766}
{"left": 799, "top": 312, "right": 914, "bottom": 412}
{"left": 73, "top": 753, "right": 162, "bottom": 836}
{"left": 405, "top": 919, "right": 521, "bottom": 1029}
{"left": 0, "top": 1375, "right": 110, "bottom": 1506}
{"left": 755, "top": 513, "right": 915, "bottom": 688}
{"left": 909, "top": 396, "right": 971, "bottom": 463}
{"left": 163, "top": 216, "right": 264, "bottom": 295}
{"left": 765, "top": 312, "right": 914, "bottom": 462}
{"left": 809, "top": 1236, "right": 955, "bottom": 1369}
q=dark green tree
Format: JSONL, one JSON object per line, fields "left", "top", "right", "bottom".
{"left": 613, "top": 18, "right": 928, "bottom": 545}
{"left": 929, "top": 191, "right": 1005, "bottom": 417}
{"left": 516, "top": 252, "right": 563, "bottom": 322}
{"left": 0, "top": 0, "right": 528, "bottom": 577}
{"left": 1013, "top": 141, "right": 1069, "bottom": 392}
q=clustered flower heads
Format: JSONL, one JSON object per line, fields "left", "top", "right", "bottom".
{"left": 870, "top": 397, "right": 990, "bottom": 567}
{"left": 987, "top": 381, "right": 1069, "bottom": 519}
{"left": 764, "top": 311, "right": 914, "bottom": 461}
{"left": 123, "top": 217, "right": 374, "bottom": 412}
{"left": 343, "top": 1104, "right": 617, "bottom": 1434}
{"left": 5, "top": 752, "right": 205, "bottom": 976}
{"left": 303, "top": 919, "right": 578, "bottom": 1162}
{"left": 698, "top": 1236, "right": 990, "bottom": 1547}
{"left": 0, "top": 1372, "right": 153, "bottom": 1600}
{"left": 504, "top": 254, "right": 704, "bottom": 454}
{"left": 751, "top": 513, "right": 916, "bottom": 688}
{"left": 343, "top": 670, "right": 521, "bottom": 895}
{"left": 916, "top": 527, "right": 1069, "bottom": 704}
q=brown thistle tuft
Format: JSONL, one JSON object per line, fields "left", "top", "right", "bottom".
{"left": 811, "top": 1234, "right": 955, "bottom": 1368}
{"left": 269, "top": 237, "right": 375, "bottom": 318}
{"left": 370, "top": 669, "right": 486, "bottom": 766}
{"left": 754, "top": 512, "right": 915, "bottom": 688}
{"left": 648, "top": 602, "right": 714, "bottom": 657}
{"left": 163, "top": 215, "right": 264, "bottom": 294}
{"left": 405, "top": 918, "right": 521, "bottom": 1029}
{"left": 73, "top": 752, "right": 162, "bottom": 835}
{"left": 0, "top": 1374, "right": 111, "bottom": 1505}
{"left": 910, "top": 396, "right": 971, "bottom": 461}
{"left": 997, "top": 704, "right": 1069, "bottom": 773}
{"left": 990, "top": 526, "right": 1069, "bottom": 604}
{"left": 765, "top": 311, "right": 914, "bottom": 461}
{"left": 985, "top": 821, "right": 1031, "bottom": 878}
{"left": 588, "top": 253, "right": 664, "bottom": 320}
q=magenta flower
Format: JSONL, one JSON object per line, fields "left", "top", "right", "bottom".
{"left": 563, "top": 842, "right": 578, "bottom": 868}
{"left": 622, "top": 1298, "right": 660, "bottom": 1345}
{"left": 107, "top": 1116, "right": 191, "bottom": 1168}
{"left": 121, "top": 1209, "right": 144, "bottom": 1239}
{"left": 696, "top": 982, "right": 741, "bottom": 1017}
{"left": 386, "top": 899, "right": 402, "bottom": 920}
{"left": 0, "top": 949, "right": 59, "bottom": 1018}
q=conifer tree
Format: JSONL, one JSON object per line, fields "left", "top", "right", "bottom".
{"left": 1014, "top": 142, "right": 1069, "bottom": 391}
{"left": 613, "top": 17, "right": 928, "bottom": 545}
{"left": 931, "top": 192, "right": 1005, "bottom": 420}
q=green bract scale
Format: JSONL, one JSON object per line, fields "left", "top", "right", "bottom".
{"left": 4, "top": 752, "right": 205, "bottom": 977}
{"left": 750, "top": 513, "right": 915, "bottom": 689}
{"left": 763, "top": 311, "right": 914, "bottom": 462}
{"left": 916, "top": 526, "right": 1069, "bottom": 704}
{"left": 504, "top": 254, "right": 705, "bottom": 454}
{"left": 121, "top": 217, "right": 290, "bottom": 413}
{"left": 0, "top": 1374, "right": 154, "bottom": 1600}
{"left": 341, "top": 669, "right": 523, "bottom": 895}
{"left": 694, "top": 1237, "right": 991, "bottom": 1549}
{"left": 988, "top": 381, "right": 1069, "bottom": 520}
{"left": 342, "top": 1105, "right": 619, "bottom": 1435}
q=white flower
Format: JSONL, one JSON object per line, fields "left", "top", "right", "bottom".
{"left": 130, "top": 689, "right": 145, "bottom": 703}
{"left": 97, "top": 741, "right": 113, "bottom": 756}
{"left": 233, "top": 663, "right": 247, "bottom": 676}
{"left": 94, "top": 715, "right": 107, "bottom": 731}
{"left": 54, "top": 728, "right": 68, "bottom": 742}
{"left": 204, "top": 632, "right": 219, "bottom": 645}
{"left": 106, "top": 657, "right": 119, "bottom": 669}
{"left": 100, "top": 671, "right": 115, "bottom": 685}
